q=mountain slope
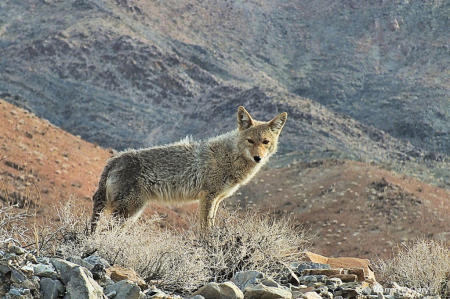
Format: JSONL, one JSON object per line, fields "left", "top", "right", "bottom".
{"left": 0, "top": 0, "right": 444, "bottom": 166}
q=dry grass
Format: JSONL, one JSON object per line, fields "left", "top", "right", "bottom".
{"left": 45, "top": 200, "right": 309, "bottom": 294}
{"left": 376, "top": 239, "right": 450, "bottom": 297}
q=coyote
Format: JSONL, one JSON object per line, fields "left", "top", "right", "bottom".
{"left": 91, "top": 106, "right": 287, "bottom": 231}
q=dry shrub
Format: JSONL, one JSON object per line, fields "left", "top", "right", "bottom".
{"left": 48, "top": 200, "right": 309, "bottom": 294}
{"left": 376, "top": 239, "right": 450, "bottom": 297}
{"left": 0, "top": 203, "right": 31, "bottom": 245}
{"left": 198, "top": 208, "right": 309, "bottom": 283}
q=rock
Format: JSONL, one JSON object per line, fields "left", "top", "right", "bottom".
{"left": 304, "top": 252, "right": 376, "bottom": 282}
{"left": 297, "top": 262, "right": 331, "bottom": 275}
{"left": 25, "top": 254, "right": 38, "bottom": 264}
{"left": 193, "top": 281, "right": 244, "bottom": 299}
{"left": 299, "top": 275, "right": 328, "bottom": 285}
{"left": 243, "top": 283, "right": 292, "bottom": 299}
{"left": 104, "top": 280, "right": 144, "bottom": 299}
{"left": 326, "top": 278, "right": 343, "bottom": 290}
{"left": 231, "top": 271, "right": 264, "bottom": 291}
{"left": 145, "top": 288, "right": 167, "bottom": 299}
{"left": 303, "top": 269, "right": 343, "bottom": 276}
{"left": 301, "top": 291, "right": 323, "bottom": 299}
{"left": 20, "top": 265, "right": 34, "bottom": 276}
{"left": 188, "top": 296, "right": 205, "bottom": 299}
{"left": 280, "top": 266, "right": 301, "bottom": 286}
{"left": 328, "top": 274, "right": 358, "bottom": 283}
{"left": 67, "top": 256, "right": 95, "bottom": 271}
{"left": 40, "top": 277, "right": 65, "bottom": 299}
{"left": 33, "top": 263, "right": 57, "bottom": 278}
{"left": 91, "top": 264, "right": 106, "bottom": 280}
{"left": 260, "top": 278, "right": 279, "bottom": 288}
{"left": 50, "top": 258, "right": 78, "bottom": 284}
{"left": 106, "top": 265, "right": 148, "bottom": 290}
{"left": 22, "top": 278, "right": 39, "bottom": 291}
{"left": 65, "top": 266, "right": 106, "bottom": 299}
{"left": 83, "top": 255, "right": 111, "bottom": 268}
{"left": 346, "top": 269, "right": 365, "bottom": 282}
{"left": 8, "top": 245, "right": 26, "bottom": 255}
{"left": 11, "top": 269, "right": 27, "bottom": 283}
{"left": 0, "top": 264, "right": 11, "bottom": 274}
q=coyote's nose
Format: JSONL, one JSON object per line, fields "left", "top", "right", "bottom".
{"left": 253, "top": 156, "right": 262, "bottom": 163}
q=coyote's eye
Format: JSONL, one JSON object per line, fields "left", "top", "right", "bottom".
{"left": 262, "top": 140, "right": 270, "bottom": 145}
{"left": 247, "top": 139, "right": 254, "bottom": 144}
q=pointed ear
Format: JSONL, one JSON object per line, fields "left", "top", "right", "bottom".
{"left": 268, "top": 112, "right": 287, "bottom": 134}
{"left": 237, "top": 106, "right": 254, "bottom": 130}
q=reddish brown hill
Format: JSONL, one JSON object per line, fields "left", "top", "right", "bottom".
{"left": 0, "top": 99, "right": 110, "bottom": 220}
{"left": 228, "top": 159, "right": 450, "bottom": 259}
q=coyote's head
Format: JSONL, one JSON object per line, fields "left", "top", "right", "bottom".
{"left": 237, "top": 106, "right": 287, "bottom": 164}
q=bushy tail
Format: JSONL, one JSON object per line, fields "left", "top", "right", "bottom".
{"left": 90, "top": 165, "right": 110, "bottom": 233}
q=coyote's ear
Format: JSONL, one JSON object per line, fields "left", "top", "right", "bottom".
{"left": 237, "top": 106, "right": 254, "bottom": 130}
{"left": 268, "top": 112, "right": 287, "bottom": 134}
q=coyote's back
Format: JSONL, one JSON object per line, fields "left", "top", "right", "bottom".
{"left": 91, "top": 106, "right": 287, "bottom": 231}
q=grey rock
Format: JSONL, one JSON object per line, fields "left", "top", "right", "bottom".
{"left": 37, "top": 257, "right": 51, "bottom": 265}
{"left": 6, "top": 287, "right": 32, "bottom": 299}
{"left": 243, "top": 283, "right": 293, "bottom": 299}
{"left": 0, "top": 264, "right": 11, "bottom": 274}
{"left": 280, "top": 266, "right": 300, "bottom": 286}
{"left": 20, "top": 265, "right": 34, "bottom": 276}
{"left": 301, "top": 292, "right": 323, "bottom": 299}
{"left": 105, "top": 290, "right": 116, "bottom": 298}
{"left": 231, "top": 271, "right": 264, "bottom": 292}
{"left": 188, "top": 296, "right": 205, "bottom": 299}
{"left": 326, "top": 278, "right": 343, "bottom": 290}
{"left": 33, "top": 263, "right": 57, "bottom": 278}
{"left": 193, "top": 281, "right": 244, "bottom": 299}
{"left": 8, "top": 289, "right": 22, "bottom": 295}
{"left": 49, "top": 258, "right": 79, "bottom": 284}
{"left": 22, "top": 279, "right": 38, "bottom": 291}
{"left": 300, "top": 275, "right": 328, "bottom": 284}
{"left": 40, "top": 277, "right": 64, "bottom": 299}
{"left": 8, "top": 245, "right": 26, "bottom": 255}
{"left": 146, "top": 288, "right": 167, "bottom": 299}
{"left": 11, "top": 269, "right": 27, "bottom": 283}
{"left": 91, "top": 264, "right": 106, "bottom": 280}
{"left": 260, "top": 278, "right": 279, "bottom": 288}
{"left": 104, "top": 280, "right": 142, "bottom": 299}
{"left": 67, "top": 256, "right": 95, "bottom": 271}
{"left": 65, "top": 266, "right": 106, "bottom": 299}
{"left": 297, "top": 263, "right": 330, "bottom": 275}
{"left": 83, "top": 255, "right": 111, "bottom": 268}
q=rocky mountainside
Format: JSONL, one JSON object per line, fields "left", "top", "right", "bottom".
{"left": 1, "top": 0, "right": 448, "bottom": 165}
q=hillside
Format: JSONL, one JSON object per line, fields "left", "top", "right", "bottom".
{"left": 2, "top": 0, "right": 449, "bottom": 163}
{"left": 2, "top": 99, "right": 449, "bottom": 259}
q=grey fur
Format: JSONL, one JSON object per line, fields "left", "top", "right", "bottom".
{"left": 91, "top": 106, "right": 287, "bottom": 231}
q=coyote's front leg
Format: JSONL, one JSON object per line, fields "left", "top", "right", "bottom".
{"left": 199, "top": 193, "right": 223, "bottom": 230}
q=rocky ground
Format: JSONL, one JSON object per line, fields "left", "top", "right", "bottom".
{"left": 0, "top": 243, "right": 430, "bottom": 299}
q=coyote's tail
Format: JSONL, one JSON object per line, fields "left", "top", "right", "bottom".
{"left": 90, "top": 164, "right": 110, "bottom": 233}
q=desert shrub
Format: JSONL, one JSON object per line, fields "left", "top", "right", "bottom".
{"left": 197, "top": 208, "right": 309, "bottom": 283}
{"left": 0, "top": 203, "right": 31, "bottom": 245}
{"left": 50, "top": 201, "right": 309, "bottom": 294}
{"left": 376, "top": 239, "right": 450, "bottom": 297}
